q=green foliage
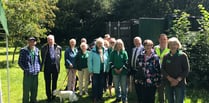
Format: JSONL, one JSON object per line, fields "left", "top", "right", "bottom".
{"left": 5, "top": 0, "right": 58, "bottom": 43}
{"left": 187, "top": 4, "right": 209, "bottom": 89}
{"left": 53, "top": 0, "right": 113, "bottom": 42}
{"left": 170, "top": 5, "right": 209, "bottom": 90}
{"left": 170, "top": 9, "right": 191, "bottom": 48}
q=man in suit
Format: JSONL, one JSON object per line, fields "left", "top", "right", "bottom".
{"left": 131, "top": 36, "right": 144, "bottom": 103}
{"left": 41, "top": 35, "right": 62, "bottom": 102}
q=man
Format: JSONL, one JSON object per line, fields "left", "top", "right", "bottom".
{"left": 131, "top": 36, "right": 144, "bottom": 71}
{"left": 18, "top": 37, "right": 41, "bottom": 103}
{"left": 154, "top": 34, "right": 170, "bottom": 103}
{"left": 41, "top": 35, "right": 62, "bottom": 102}
{"left": 131, "top": 36, "right": 144, "bottom": 102}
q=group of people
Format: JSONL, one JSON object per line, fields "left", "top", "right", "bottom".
{"left": 18, "top": 33, "right": 190, "bottom": 103}
{"left": 18, "top": 35, "right": 62, "bottom": 103}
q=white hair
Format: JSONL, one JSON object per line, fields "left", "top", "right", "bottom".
{"left": 80, "top": 42, "right": 88, "bottom": 48}
{"left": 95, "top": 37, "right": 104, "bottom": 46}
{"left": 47, "top": 35, "right": 55, "bottom": 40}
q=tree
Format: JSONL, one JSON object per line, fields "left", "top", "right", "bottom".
{"left": 5, "top": 0, "right": 58, "bottom": 63}
{"left": 169, "top": 5, "right": 209, "bottom": 89}
{"left": 111, "top": 0, "right": 209, "bottom": 20}
{"left": 52, "top": 0, "right": 114, "bottom": 43}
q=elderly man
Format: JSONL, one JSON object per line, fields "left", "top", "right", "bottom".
{"left": 18, "top": 37, "right": 41, "bottom": 103}
{"left": 131, "top": 36, "right": 144, "bottom": 102}
{"left": 41, "top": 35, "right": 62, "bottom": 102}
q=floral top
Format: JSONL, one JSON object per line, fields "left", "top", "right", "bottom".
{"left": 134, "top": 50, "right": 161, "bottom": 87}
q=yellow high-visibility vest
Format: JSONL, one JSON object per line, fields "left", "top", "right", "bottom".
{"left": 154, "top": 45, "right": 170, "bottom": 64}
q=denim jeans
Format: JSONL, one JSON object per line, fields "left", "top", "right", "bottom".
{"left": 113, "top": 75, "right": 127, "bottom": 102}
{"left": 165, "top": 85, "right": 185, "bottom": 103}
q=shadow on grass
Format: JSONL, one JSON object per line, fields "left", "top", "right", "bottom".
{"left": 0, "top": 60, "right": 18, "bottom": 68}
{"left": 0, "top": 51, "right": 19, "bottom": 55}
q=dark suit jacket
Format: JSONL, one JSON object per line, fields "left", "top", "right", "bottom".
{"left": 41, "top": 43, "right": 62, "bottom": 72}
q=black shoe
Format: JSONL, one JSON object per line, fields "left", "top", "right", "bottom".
{"left": 52, "top": 96, "right": 56, "bottom": 100}
{"left": 98, "top": 97, "right": 105, "bottom": 102}
{"left": 47, "top": 99, "right": 52, "bottom": 102}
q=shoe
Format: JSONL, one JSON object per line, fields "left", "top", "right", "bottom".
{"left": 98, "top": 97, "right": 105, "bottom": 102}
{"left": 122, "top": 101, "right": 128, "bottom": 103}
{"left": 47, "top": 99, "right": 52, "bottom": 102}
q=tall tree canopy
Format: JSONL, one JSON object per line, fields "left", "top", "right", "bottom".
{"left": 52, "top": 0, "right": 114, "bottom": 43}
{"left": 4, "top": 0, "right": 57, "bottom": 63}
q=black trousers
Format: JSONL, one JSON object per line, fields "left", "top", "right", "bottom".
{"left": 92, "top": 72, "right": 104, "bottom": 100}
{"left": 44, "top": 64, "right": 58, "bottom": 100}
{"left": 135, "top": 83, "right": 156, "bottom": 103}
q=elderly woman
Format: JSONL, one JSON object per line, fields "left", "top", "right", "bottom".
{"left": 109, "top": 39, "right": 129, "bottom": 103}
{"left": 74, "top": 42, "right": 89, "bottom": 96}
{"left": 134, "top": 39, "right": 161, "bottom": 103}
{"left": 88, "top": 38, "right": 109, "bottom": 103}
{"left": 64, "top": 38, "right": 78, "bottom": 91}
{"left": 161, "top": 37, "right": 190, "bottom": 103}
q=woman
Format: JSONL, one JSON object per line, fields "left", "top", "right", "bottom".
{"left": 103, "top": 40, "right": 110, "bottom": 92}
{"left": 134, "top": 39, "right": 161, "bottom": 103}
{"left": 161, "top": 37, "right": 190, "bottom": 103}
{"left": 107, "top": 38, "right": 116, "bottom": 97}
{"left": 74, "top": 42, "right": 89, "bottom": 96}
{"left": 64, "top": 38, "right": 78, "bottom": 91}
{"left": 88, "top": 38, "right": 109, "bottom": 103}
{"left": 109, "top": 39, "right": 129, "bottom": 103}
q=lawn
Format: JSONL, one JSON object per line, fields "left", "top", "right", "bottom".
{"left": 0, "top": 46, "right": 208, "bottom": 103}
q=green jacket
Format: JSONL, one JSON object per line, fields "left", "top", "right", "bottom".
{"left": 110, "top": 50, "right": 128, "bottom": 75}
{"left": 74, "top": 51, "right": 89, "bottom": 70}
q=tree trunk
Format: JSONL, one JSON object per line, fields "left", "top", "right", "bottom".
{"left": 12, "top": 46, "right": 17, "bottom": 64}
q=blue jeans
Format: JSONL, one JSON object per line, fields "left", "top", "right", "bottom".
{"left": 165, "top": 85, "right": 185, "bottom": 103}
{"left": 113, "top": 75, "right": 127, "bottom": 102}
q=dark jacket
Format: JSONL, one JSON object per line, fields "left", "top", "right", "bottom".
{"left": 161, "top": 50, "right": 190, "bottom": 86}
{"left": 41, "top": 43, "right": 62, "bottom": 72}
{"left": 134, "top": 50, "right": 161, "bottom": 87}
{"left": 74, "top": 51, "right": 89, "bottom": 70}
{"left": 18, "top": 46, "right": 41, "bottom": 75}
{"left": 64, "top": 47, "right": 78, "bottom": 69}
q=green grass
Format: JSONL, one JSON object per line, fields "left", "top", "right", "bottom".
{"left": 0, "top": 46, "right": 209, "bottom": 103}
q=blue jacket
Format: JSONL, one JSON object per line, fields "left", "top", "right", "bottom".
{"left": 64, "top": 47, "right": 78, "bottom": 69}
{"left": 88, "top": 47, "right": 109, "bottom": 74}
{"left": 18, "top": 46, "right": 41, "bottom": 75}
